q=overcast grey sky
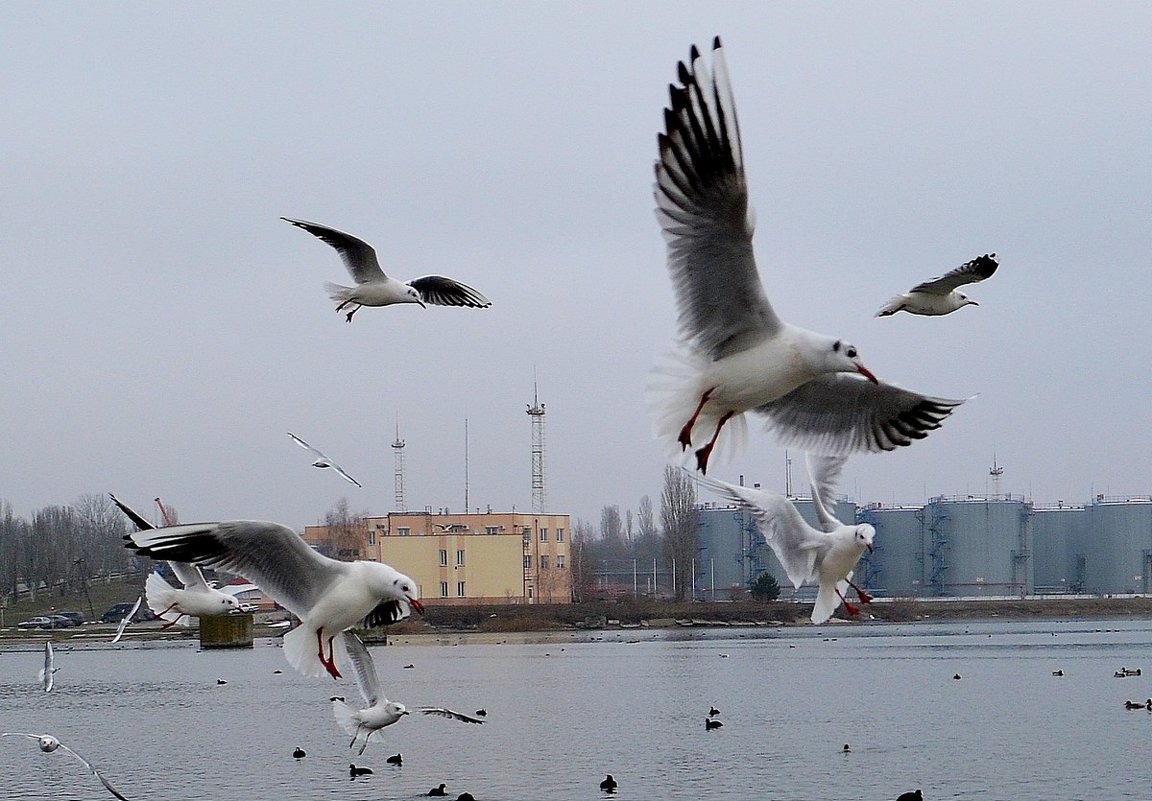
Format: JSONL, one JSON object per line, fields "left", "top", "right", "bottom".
{"left": 2, "top": 2, "right": 1149, "bottom": 530}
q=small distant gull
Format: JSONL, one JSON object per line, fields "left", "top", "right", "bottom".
{"left": 282, "top": 217, "right": 491, "bottom": 322}
{"left": 2, "top": 733, "right": 131, "bottom": 801}
{"left": 600, "top": 774, "right": 618, "bottom": 793}
{"left": 121, "top": 519, "right": 423, "bottom": 679}
{"left": 695, "top": 454, "right": 875, "bottom": 624}
{"left": 649, "top": 38, "right": 965, "bottom": 473}
{"left": 38, "top": 642, "right": 59, "bottom": 692}
{"left": 349, "top": 763, "right": 373, "bottom": 777}
{"left": 429, "top": 783, "right": 448, "bottom": 796}
{"left": 110, "top": 495, "right": 242, "bottom": 626}
{"left": 876, "top": 254, "right": 999, "bottom": 317}
{"left": 896, "top": 791, "right": 923, "bottom": 801}
{"left": 288, "top": 432, "right": 362, "bottom": 488}
{"left": 109, "top": 596, "right": 143, "bottom": 644}
{"left": 332, "top": 632, "right": 484, "bottom": 755}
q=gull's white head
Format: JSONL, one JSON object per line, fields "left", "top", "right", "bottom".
{"left": 822, "top": 339, "right": 878, "bottom": 384}
{"left": 385, "top": 701, "right": 409, "bottom": 718}
{"left": 957, "top": 292, "right": 978, "bottom": 308}
{"left": 855, "top": 524, "right": 875, "bottom": 553}
{"left": 406, "top": 286, "right": 426, "bottom": 307}
{"left": 387, "top": 569, "right": 425, "bottom": 614}
{"left": 219, "top": 594, "right": 241, "bottom": 613}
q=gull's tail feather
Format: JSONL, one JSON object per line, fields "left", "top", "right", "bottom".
{"left": 875, "top": 296, "right": 906, "bottom": 317}
{"left": 324, "top": 282, "right": 357, "bottom": 306}
{"left": 647, "top": 343, "right": 747, "bottom": 468}
{"left": 283, "top": 624, "right": 326, "bottom": 679}
{"left": 331, "top": 697, "right": 361, "bottom": 738}
{"left": 144, "top": 572, "right": 183, "bottom": 625}
{"left": 811, "top": 579, "right": 850, "bottom": 625}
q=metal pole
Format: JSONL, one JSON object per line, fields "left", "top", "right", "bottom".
{"left": 652, "top": 557, "right": 657, "bottom": 598}
{"left": 710, "top": 558, "right": 715, "bottom": 600}
{"left": 633, "top": 558, "right": 638, "bottom": 597}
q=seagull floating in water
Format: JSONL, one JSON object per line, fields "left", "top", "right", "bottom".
{"left": 288, "top": 432, "right": 363, "bottom": 488}
{"left": 282, "top": 217, "right": 491, "bottom": 322}
{"left": 876, "top": 254, "right": 998, "bottom": 317}
{"left": 2, "top": 733, "right": 131, "bottom": 801}
{"left": 332, "top": 632, "right": 484, "bottom": 755}
{"left": 649, "top": 38, "right": 965, "bottom": 473}
{"left": 695, "top": 454, "right": 875, "bottom": 623}
{"left": 38, "top": 642, "right": 59, "bottom": 692}
{"left": 120, "top": 519, "right": 422, "bottom": 679}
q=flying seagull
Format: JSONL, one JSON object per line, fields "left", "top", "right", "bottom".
{"left": 649, "top": 38, "right": 965, "bottom": 472}
{"left": 288, "top": 432, "right": 363, "bottom": 488}
{"left": 38, "top": 642, "right": 59, "bottom": 692}
{"left": 282, "top": 217, "right": 491, "bottom": 322}
{"left": 121, "top": 519, "right": 422, "bottom": 679}
{"left": 332, "top": 631, "right": 484, "bottom": 755}
{"left": 110, "top": 596, "right": 143, "bottom": 644}
{"left": 2, "top": 733, "right": 132, "bottom": 801}
{"left": 694, "top": 454, "right": 875, "bottom": 624}
{"left": 876, "top": 253, "right": 999, "bottom": 317}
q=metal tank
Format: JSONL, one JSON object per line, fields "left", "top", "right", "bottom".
{"left": 694, "top": 503, "right": 766, "bottom": 599}
{"left": 1030, "top": 503, "right": 1087, "bottom": 593}
{"left": 1080, "top": 496, "right": 1152, "bottom": 595}
{"left": 923, "top": 495, "right": 1032, "bottom": 597}
{"left": 856, "top": 504, "right": 926, "bottom": 597}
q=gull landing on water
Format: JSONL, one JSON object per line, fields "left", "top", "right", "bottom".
{"left": 288, "top": 432, "right": 362, "bottom": 488}
{"left": 1, "top": 733, "right": 131, "bottom": 801}
{"left": 281, "top": 217, "right": 491, "bottom": 322}
{"left": 649, "top": 39, "right": 965, "bottom": 473}
{"left": 876, "top": 253, "right": 999, "bottom": 317}
{"left": 694, "top": 454, "right": 875, "bottom": 624}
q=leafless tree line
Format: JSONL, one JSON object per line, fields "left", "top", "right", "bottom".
{"left": 0, "top": 494, "right": 137, "bottom": 602}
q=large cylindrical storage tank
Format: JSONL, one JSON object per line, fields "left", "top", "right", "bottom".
{"left": 695, "top": 504, "right": 757, "bottom": 598}
{"left": 857, "top": 505, "right": 925, "bottom": 597}
{"left": 927, "top": 497, "right": 1031, "bottom": 597}
{"left": 1081, "top": 497, "right": 1152, "bottom": 595}
{"left": 1031, "top": 504, "right": 1086, "bottom": 593}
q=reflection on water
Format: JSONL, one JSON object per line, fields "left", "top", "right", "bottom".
{"left": 2, "top": 619, "right": 1150, "bottom": 800}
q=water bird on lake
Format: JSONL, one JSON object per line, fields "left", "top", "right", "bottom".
{"left": 648, "top": 38, "right": 964, "bottom": 474}
{"left": 282, "top": 217, "right": 491, "bottom": 322}
{"left": 287, "top": 432, "right": 362, "bottom": 488}
{"left": 121, "top": 518, "right": 422, "bottom": 679}
{"left": 705, "top": 719, "right": 724, "bottom": 730}
{"left": 475, "top": 708, "right": 487, "bottom": 717}
{"left": 708, "top": 706, "right": 720, "bottom": 717}
{"left": 876, "top": 253, "right": 998, "bottom": 317}
{"left": 429, "top": 784, "right": 448, "bottom": 796}
{"left": 1052, "top": 669, "right": 1064, "bottom": 676}
{"left": 842, "top": 743, "right": 851, "bottom": 753}
{"left": 109, "top": 596, "right": 143, "bottom": 644}
{"left": 331, "top": 632, "right": 484, "bottom": 755}
{"left": 896, "top": 791, "right": 923, "bottom": 801}
{"left": 456, "top": 794, "right": 475, "bottom": 801}
{"left": 695, "top": 454, "right": 874, "bottom": 623}
{"left": 349, "top": 763, "right": 373, "bottom": 777}
{"left": 953, "top": 674, "right": 962, "bottom": 680}
{"left": 38, "top": 642, "right": 59, "bottom": 692}
{"left": 2, "top": 733, "right": 131, "bottom": 801}
{"left": 292, "top": 747, "right": 306, "bottom": 759}
{"left": 216, "top": 679, "right": 228, "bottom": 685}
{"left": 1123, "top": 699, "right": 1152, "bottom": 710}
{"left": 600, "top": 774, "right": 618, "bottom": 792}
{"left": 386, "top": 753, "right": 403, "bottom": 765}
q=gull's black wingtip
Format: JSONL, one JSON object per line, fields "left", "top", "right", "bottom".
{"left": 689, "top": 44, "right": 701, "bottom": 62}
{"left": 712, "top": 35, "right": 722, "bottom": 50}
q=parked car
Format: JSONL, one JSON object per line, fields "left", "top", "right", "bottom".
{"left": 57, "top": 611, "right": 85, "bottom": 626}
{"left": 47, "top": 614, "right": 76, "bottom": 628}
{"left": 17, "top": 616, "right": 53, "bottom": 630}
{"left": 100, "top": 602, "right": 155, "bottom": 624}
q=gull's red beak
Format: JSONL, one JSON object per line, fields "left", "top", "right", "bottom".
{"left": 866, "top": 542, "right": 874, "bottom": 553}
{"left": 857, "top": 364, "right": 879, "bottom": 384}
{"left": 409, "top": 598, "right": 425, "bottom": 614}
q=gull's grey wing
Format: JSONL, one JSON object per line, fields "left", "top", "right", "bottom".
{"left": 806, "top": 454, "right": 850, "bottom": 533}
{"left": 110, "top": 596, "right": 143, "bottom": 643}
{"left": 288, "top": 432, "right": 326, "bottom": 460}
{"left": 757, "top": 375, "right": 966, "bottom": 455}
{"left": 331, "top": 463, "right": 363, "bottom": 489}
{"left": 109, "top": 494, "right": 154, "bottom": 531}
{"left": 110, "top": 496, "right": 213, "bottom": 593}
{"left": 40, "top": 642, "right": 54, "bottom": 691}
{"left": 909, "top": 253, "right": 998, "bottom": 295}
{"left": 341, "top": 631, "right": 383, "bottom": 707}
{"left": 655, "top": 38, "right": 781, "bottom": 360}
{"left": 282, "top": 217, "right": 387, "bottom": 284}
{"left": 418, "top": 707, "right": 485, "bottom": 724}
{"left": 693, "top": 471, "right": 826, "bottom": 588}
{"left": 122, "top": 521, "right": 344, "bottom": 619}
{"left": 407, "top": 276, "right": 491, "bottom": 308}
{"left": 53, "top": 742, "right": 132, "bottom": 801}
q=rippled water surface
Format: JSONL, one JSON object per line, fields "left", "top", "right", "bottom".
{"left": 2, "top": 618, "right": 1150, "bottom": 801}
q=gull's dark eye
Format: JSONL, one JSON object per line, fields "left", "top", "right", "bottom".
{"left": 833, "top": 340, "right": 841, "bottom": 352}
{"left": 846, "top": 346, "right": 857, "bottom": 358}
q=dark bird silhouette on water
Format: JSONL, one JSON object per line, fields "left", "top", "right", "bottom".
{"left": 705, "top": 718, "right": 723, "bottom": 730}
{"left": 428, "top": 783, "right": 447, "bottom": 796}
{"left": 292, "top": 747, "right": 306, "bottom": 759}
{"left": 349, "top": 763, "right": 373, "bottom": 777}
{"left": 708, "top": 706, "right": 720, "bottom": 717}
{"left": 387, "top": 753, "right": 402, "bottom": 765}
{"left": 896, "top": 791, "right": 923, "bottom": 801}
{"left": 600, "top": 774, "right": 618, "bottom": 792}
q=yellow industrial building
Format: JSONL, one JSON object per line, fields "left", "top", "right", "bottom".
{"left": 304, "top": 511, "right": 572, "bottom": 605}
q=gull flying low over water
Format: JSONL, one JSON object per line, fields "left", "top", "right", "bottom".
{"left": 110, "top": 596, "right": 143, "bottom": 644}
{"left": 38, "top": 642, "right": 59, "bottom": 692}
{"left": 1, "top": 733, "right": 131, "bottom": 801}
{"left": 282, "top": 217, "right": 491, "bottom": 322}
{"left": 288, "top": 432, "right": 362, "bottom": 488}
{"left": 332, "top": 631, "right": 484, "bottom": 755}
{"left": 694, "top": 454, "right": 875, "bottom": 624}
{"left": 120, "top": 518, "right": 423, "bottom": 679}
{"left": 649, "top": 38, "right": 965, "bottom": 473}
{"left": 876, "top": 253, "right": 999, "bottom": 317}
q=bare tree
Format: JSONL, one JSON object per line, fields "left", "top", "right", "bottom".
{"left": 73, "top": 494, "right": 131, "bottom": 579}
{"left": 568, "top": 518, "right": 596, "bottom": 603}
{"left": 325, "top": 498, "right": 367, "bottom": 560}
{"left": 634, "top": 495, "right": 660, "bottom": 563}
{"left": 660, "top": 465, "right": 697, "bottom": 601}
{"left": 0, "top": 501, "right": 30, "bottom": 599}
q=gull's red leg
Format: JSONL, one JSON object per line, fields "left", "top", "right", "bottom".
{"left": 678, "top": 388, "right": 715, "bottom": 450}
{"left": 846, "top": 579, "right": 873, "bottom": 604}
{"left": 321, "top": 634, "right": 343, "bottom": 679}
{"left": 694, "top": 410, "right": 734, "bottom": 474}
{"left": 836, "top": 587, "right": 859, "bottom": 616}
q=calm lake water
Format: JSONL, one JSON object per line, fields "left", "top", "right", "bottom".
{"left": 1, "top": 618, "right": 1150, "bottom": 801}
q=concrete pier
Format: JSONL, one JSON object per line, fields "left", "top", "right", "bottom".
{"left": 199, "top": 614, "right": 254, "bottom": 648}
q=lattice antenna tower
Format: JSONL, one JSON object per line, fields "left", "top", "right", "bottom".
{"left": 989, "top": 454, "right": 1004, "bottom": 500}
{"left": 392, "top": 419, "right": 407, "bottom": 512}
{"left": 527, "top": 381, "right": 546, "bottom": 513}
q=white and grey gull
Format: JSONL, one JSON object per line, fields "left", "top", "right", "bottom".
{"left": 649, "top": 38, "right": 966, "bottom": 473}
{"left": 876, "top": 253, "right": 999, "bottom": 317}
{"left": 1, "top": 733, "right": 132, "bottom": 801}
{"left": 282, "top": 217, "right": 491, "bottom": 322}
{"left": 288, "top": 432, "right": 362, "bottom": 488}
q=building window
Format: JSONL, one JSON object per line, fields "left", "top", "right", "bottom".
{"left": 485, "top": 525, "right": 499, "bottom": 535}
{"left": 524, "top": 555, "right": 531, "bottom": 569}
{"left": 456, "top": 581, "right": 466, "bottom": 597}
{"left": 397, "top": 527, "right": 410, "bottom": 537}
{"left": 556, "top": 527, "right": 564, "bottom": 542}
{"left": 556, "top": 554, "right": 565, "bottom": 569}
{"left": 539, "top": 528, "right": 548, "bottom": 542}
{"left": 439, "top": 549, "right": 448, "bottom": 567}
{"left": 439, "top": 581, "right": 449, "bottom": 598}
{"left": 456, "top": 549, "right": 465, "bottom": 566}
{"left": 540, "top": 555, "right": 550, "bottom": 570}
